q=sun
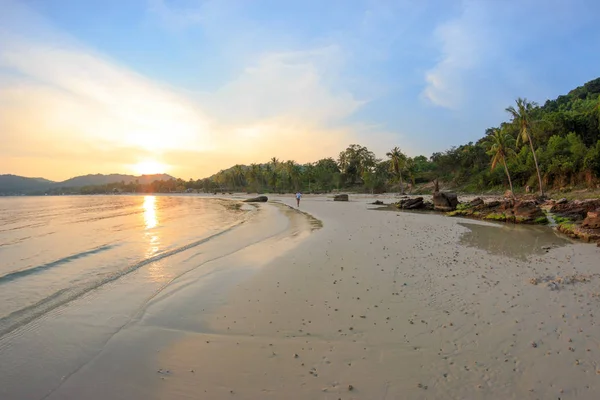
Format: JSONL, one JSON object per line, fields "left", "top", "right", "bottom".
{"left": 132, "top": 160, "right": 168, "bottom": 175}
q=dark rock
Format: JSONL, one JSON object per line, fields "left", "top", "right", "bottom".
{"left": 468, "top": 198, "right": 484, "bottom": 207}
{"left": 371, "top": 200, "right": 384, "bottom": 205}
{"left": 404, "top": 197, "right": 424, "bottom": 210}
{"left": 244, "top": 195, "right": 268, "bottom": 203}
{"left": 433, "top": 191, "right": 458, "bottom": 211}
{"left": 334, "top": 194, "right": 349, "bottom": 202}
{"left": 483, "top": 200, "right": 501, "bottom": 209}
{"left": 396, "top": 197, "right": 424, "bottom": 210}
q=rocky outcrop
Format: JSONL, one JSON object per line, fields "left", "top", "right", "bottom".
{"left": 549, "top": 199, "right": 600, "bottom": 221}
{"left": 334, "top": 194, "right": 349, "bottom": 201}
{"left": 244, "top": 196, "right": 268, "bottom": 203}
{"left": 371, "top": 200, "right": 384, "bottom": 205}
{"left": 582, "top": 210, "right": 600, "bottom": 229}
{"left": 449, "top": 198, "right": 547, "bottom": 224}
{"left": 433, "top": 191, "right": 458, "bottom": 211}
{"left": 512, "top": 200, "right": 547, "bottom": 222}
{"left": 557, "top": 220, "right": 600, "bottom": 243}
{"left": 394, "top": 197, "right": 435, "bottom": 210}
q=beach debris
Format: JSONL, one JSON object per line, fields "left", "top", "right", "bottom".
{"left": 294, "top": 353, "right": 299, "bottom": 358}
{"left": 348, "top": 384, "right": 354, "bottom": 391}
{"left": 531, "top": 341, "right": 538, "bottom": 348}
{"left": 529, "top": 273, "right": 595, "bottom": 290}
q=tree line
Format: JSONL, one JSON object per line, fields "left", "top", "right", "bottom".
{"left": 49, "top": 78, "right": 600, "bottom": 196}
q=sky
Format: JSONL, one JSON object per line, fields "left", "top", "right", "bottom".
{"left": 1, "top": 0, "right": 599, "bottom": 181}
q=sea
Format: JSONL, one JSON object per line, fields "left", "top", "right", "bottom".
{"left": 0, "top": 195, "right": 247, "bottom": 338}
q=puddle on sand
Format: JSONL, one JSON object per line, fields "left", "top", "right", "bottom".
{"left": 458, "top": 222, "right": 573, "bottom": 260}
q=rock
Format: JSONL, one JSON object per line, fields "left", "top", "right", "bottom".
{"left": 433, "top": 191, "right": 458, "bottom": 211}
{"left": 513, "top": 200, "right": 546, "bottom": 223}
{"left": 582, "top": 210, "right": 600, "bottom": 229}
{"left": 557, "top": 198, "right": 568, "bottom": 204}
{"left": 396, "top": 197, "right": 424, "bottom": 210}
{"left": 550, "top": 199, "right": 600, "bottom": 220}
{"left": 334, "top": 194, "right": 349, "bottom": 201}
{"left": 371, "top": 200, "right": 384, "bottom": 205}
{"left": 244, "top": 196, "right": 268, "bottom": 203}
{"left": 468, "top": 197, "right": 484, "bottom": 207}
{"left": 483, "top": 200, "right": 501, "bottom": 209}
{"left": 404, "top": 197, "right": 424, "bottom": 209}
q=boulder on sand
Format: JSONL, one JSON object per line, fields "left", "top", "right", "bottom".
{"left": 396, "top": 197, "right": 424, "bottom": 210}
{"left": 432, "top": 179, "right": 458, "bottom": 211}
{"left": 582, "top": 210, "right": 600, "bottom": 229}
{"left": 244, "top": 195, "right": 268, "bottom": 203}
{"left": 334, "top": 194, "right": 349, "bottom": 202}
{"left": 433, "top": 192, "right": 458, "bottom": 211}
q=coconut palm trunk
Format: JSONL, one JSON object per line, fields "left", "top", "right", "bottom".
{"left": 501, "top": 156, "right": 515, "bottom": 197}
{"left": 528, "top": 136, "right": 544, "bottom": 196}
{"left": 398, "top": 173, "right": 404, "bottom": 194}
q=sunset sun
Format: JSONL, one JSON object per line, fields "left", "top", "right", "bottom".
{"left": 132, "top": 160, "right": 168, "bottom": 175}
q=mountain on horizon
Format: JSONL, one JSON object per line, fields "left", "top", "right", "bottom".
{"left": 0, "top": 173, "right": 176, "bottom": 195}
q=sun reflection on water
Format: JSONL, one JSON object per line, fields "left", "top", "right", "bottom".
{"left": 143, "top": 196, "right": 158, "bottom": 229}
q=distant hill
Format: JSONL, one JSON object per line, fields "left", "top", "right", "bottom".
{"left": 58, "top": 173, "right": 175, "bottom": 188}
{"left": 0, "top": 173, "right": 176, "bottom": 195}
{"left": 0, "top": 175, "right": 55, "bottom": 194}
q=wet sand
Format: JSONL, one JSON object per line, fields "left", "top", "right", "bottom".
{"left": 5, "top": 195, "right": 600, "bottom": 399}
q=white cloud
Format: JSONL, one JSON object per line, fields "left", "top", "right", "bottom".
{"left": 421, "top": 1, "right": 491, "bottom": 109}
{"left": 0, "top": 1, "right": 376, "bottom": 180}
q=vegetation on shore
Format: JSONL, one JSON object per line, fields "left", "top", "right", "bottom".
{"left": 37, "top": 78, "right": 600, "bottom": 196}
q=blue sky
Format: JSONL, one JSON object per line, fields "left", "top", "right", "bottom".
{"left": 1, "top": 0, "right": 599, "bottom": 180}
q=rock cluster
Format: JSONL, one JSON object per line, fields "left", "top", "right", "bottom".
{"left": 394, "top": 197, "right": 434, "bottom": 210}
{"left": 333, "top": 194, "right": 349, "bottom": 202}
{"left": 449, "top": 198, "right": 547, "bottom": 224}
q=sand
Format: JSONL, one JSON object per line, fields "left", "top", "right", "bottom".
{"left": 3, "top": 194, "right": 600, "bottom": 399}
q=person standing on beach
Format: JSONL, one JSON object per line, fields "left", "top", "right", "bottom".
{"left": 295, "top": 192, "right": 302, "bottom": 207}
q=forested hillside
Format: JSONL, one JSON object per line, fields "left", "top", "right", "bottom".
{"left": 193, "top": 78, "right": 600, "bottom": 195}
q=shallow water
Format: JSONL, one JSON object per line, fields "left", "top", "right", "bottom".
{"left": 458, "top": 221, "right": 573, "bottom": 260}
{"left": 0, "top": 195, "right": 246, "bottom": 337}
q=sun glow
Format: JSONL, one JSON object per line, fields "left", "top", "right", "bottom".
{"left": 133, "top": 160, "right": 168, "bottom": 175}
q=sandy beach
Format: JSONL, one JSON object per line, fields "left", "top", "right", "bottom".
{"left": 2, "top": 194, "right": 600, "bottom": 400}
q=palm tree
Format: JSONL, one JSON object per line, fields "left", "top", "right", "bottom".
{"left": 506, "top": 98, "right": 544, "bottom": 196}
{"left": 486, "top": 128, "right": 516, "bottom": 197}
{"left": 386, "top": 147, "right": 407, "bottom": 194}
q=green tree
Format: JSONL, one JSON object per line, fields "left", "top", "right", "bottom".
{"left": 386, "top": 147, "right": 407, "bottom": 193}
{"left": 485, "top": 128, "right": 516, "bottom": 196}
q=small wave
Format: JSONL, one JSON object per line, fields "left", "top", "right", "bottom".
{"left": 0, "top": 217, "right": 246, "bottom": 338}
{"left": 0, "top": 244, "right": 117, "bottom": 284}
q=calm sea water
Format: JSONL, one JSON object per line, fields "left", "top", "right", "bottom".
{"left": 0, "top": 195, "right": 245, "bottom": 337}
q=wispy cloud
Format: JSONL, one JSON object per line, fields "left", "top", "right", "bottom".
{"left": 421, "top": 1, "right": 492, "bottom": 109}
{"left": 0, "top": 1, "right": 377, "bottom": 180}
